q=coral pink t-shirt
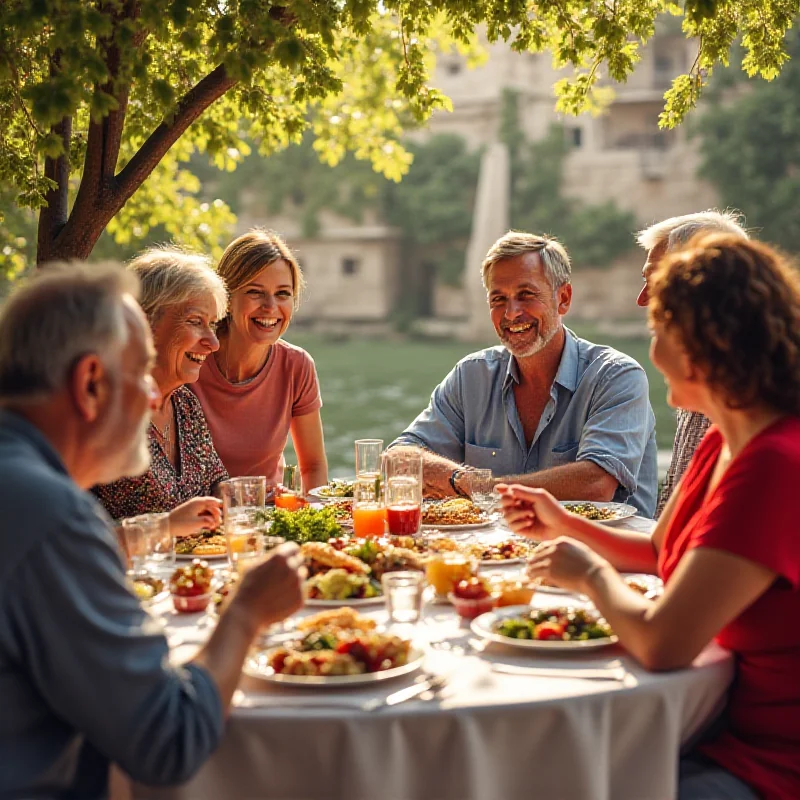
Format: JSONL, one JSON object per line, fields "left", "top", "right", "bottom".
{"left": 192, "top": 339, "right": 322, "bottom": 483}
{"left": 659, "top": 420, "right": 800, "bottom": 800}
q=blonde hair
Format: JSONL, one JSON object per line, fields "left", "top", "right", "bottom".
{"left": 481, "top": 231, "right": 571, "bottom": 289}
{"left": 216, "top": 229, "right": 305, "bottom": 313}
{"left": 128, "top": 245, "right": 227, "bottom": 324}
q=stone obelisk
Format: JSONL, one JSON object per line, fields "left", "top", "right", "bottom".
{"left": 459, "top": 141, "right": 510, "bottom": 343}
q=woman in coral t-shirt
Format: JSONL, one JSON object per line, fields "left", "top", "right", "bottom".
{"left": 193, "top": 229, "right": 328, "bottom": 491}
{"left": 499, "top": 235, "right": 800, "bottom": 799}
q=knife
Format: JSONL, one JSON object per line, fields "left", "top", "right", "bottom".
{"left": 491, "top": 664, "right": 627, "bottom": 681}
{"left": 364, "top": 674, "right": 448, "bottom": 712}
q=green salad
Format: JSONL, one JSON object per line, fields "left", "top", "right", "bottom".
{"left": 495, "top": 607, "right": 613, "bottom": 642}
{"left": 251, "top": 507, "right": 343, "bottom": 544}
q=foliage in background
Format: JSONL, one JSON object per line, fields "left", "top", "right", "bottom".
{"left": 1, "top": 0, "right": 797, "bottom": 277}
{"left": 694, "top": 26, "right": 800, "bottom": 253}
{"left": 501, "top": 90, "right": 636, "bottom": 268}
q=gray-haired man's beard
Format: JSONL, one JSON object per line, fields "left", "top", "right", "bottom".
{"left": 502, "top": 318, "right": 560, "bottom": 358}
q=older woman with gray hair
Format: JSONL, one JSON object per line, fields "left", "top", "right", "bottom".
{"left": 93, "top": 247, "right": 229, "bottom": 537}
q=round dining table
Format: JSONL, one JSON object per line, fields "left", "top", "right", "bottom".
{"left": 134, "top": 516, "right": 734, "bottom": 800}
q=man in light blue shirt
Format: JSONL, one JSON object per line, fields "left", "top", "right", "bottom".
{"left": 393, "top": 231, "right": 658, "bottom": 517}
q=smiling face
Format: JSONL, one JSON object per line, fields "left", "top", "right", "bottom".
{"left": 487, "top": 253, "right": 571, "bottom": 359}
{"left": 648, "top": 317, "right": 703, "bottom": 411}
{"left": 150, "top": 292, "right": 220, "bottom": 389}
{"left": 227, "top": 259, "right": 295, "bottom": 347}
{"left": 637, "top": 240, "right": 668, "bottom": 307}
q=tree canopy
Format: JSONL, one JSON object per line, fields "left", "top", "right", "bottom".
{"left": 1, "top": 0, "right": 798, "bottom": 271}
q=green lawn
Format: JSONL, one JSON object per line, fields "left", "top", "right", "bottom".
{"left": 285, "top": 327, "right": 674, "bottom": 477}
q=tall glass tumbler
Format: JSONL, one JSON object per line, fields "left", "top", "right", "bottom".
{"left": 355, "top": 439, "right": 383, "bottom": 478}
{"left": 384, "top": 448, "right": 423, "bottom": 536}
{"left": 220, "top": 476, "right": 267, "bottom": 567}
{"left": 121, "top": 512, "right": 172, "bottom": 572}
{"left": 352, "top": 476, "right": 386, "bottom": 538}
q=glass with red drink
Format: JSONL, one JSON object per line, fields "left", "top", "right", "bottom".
{"left": 384, "top": 448, "right": 423, "bottom": 536}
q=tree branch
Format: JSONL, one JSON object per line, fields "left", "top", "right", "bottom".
{"left": 115, "top": 64, "right": 237, "bottom": 202}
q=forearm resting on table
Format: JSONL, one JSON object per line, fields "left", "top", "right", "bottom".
{"left": 501, "top": 460, "right": 618, "bottom": 502}
{"left": 190, "top": 604, "right": 259, "bottom": 714}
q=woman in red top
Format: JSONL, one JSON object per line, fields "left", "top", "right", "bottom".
{"left": 498, "top": 235, "right": 800, "bottom": 799}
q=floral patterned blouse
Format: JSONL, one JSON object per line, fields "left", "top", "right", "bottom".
{"left": 92, "top": 386, "right": 228, "bottom": 520}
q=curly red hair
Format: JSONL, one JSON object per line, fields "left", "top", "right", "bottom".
{"left": 649, "top": 234, "right": 800, "bottom": 414}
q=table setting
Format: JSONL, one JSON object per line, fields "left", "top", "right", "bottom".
{"left": 130, "top": 455, "right": 734, "bottom": 800}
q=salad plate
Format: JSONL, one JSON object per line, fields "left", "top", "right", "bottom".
{"left": 471, "top": 606, "right": 618, "bottom": 651}
{"left": 558, "top": 501, "right": 637, "bottom": 525}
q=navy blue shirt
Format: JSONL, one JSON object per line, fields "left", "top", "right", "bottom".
{"left": 0, "top": 412, "right": 223, "bottom": 799}
{"left": 393, "top": 329, "right": 658, "bottom": 517}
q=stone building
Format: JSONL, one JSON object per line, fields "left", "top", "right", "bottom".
{"left": 238, "top": 26, "right": 718, "bottom": 333}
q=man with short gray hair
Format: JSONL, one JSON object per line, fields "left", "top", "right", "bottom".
{"left": 393, "top": 231, "right": 658, "bottom": 516}
{"left": 636, "top": 209, "right": 749, "bottom": 515}
{"left": 0, "top": 263, "right": 304, "bottom": 798}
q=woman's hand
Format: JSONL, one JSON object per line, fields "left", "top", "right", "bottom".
{"left": 169, "top": 497, "right": 223, "bottom": 538}
{"left": 496, "top": 483, "right": 576, "bottom": 541}
{"left": 526, "top": 537, "right": 608, "bottom": 594}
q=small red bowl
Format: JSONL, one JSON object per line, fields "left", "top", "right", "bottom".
{"left": 448, "top": 591, "right": 496, "bottom": 620}
{"left": 171, "top": 591, "right": 212, "bottom": 614}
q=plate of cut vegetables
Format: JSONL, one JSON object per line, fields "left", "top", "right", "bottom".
{"left": 471, "top": 605, "right": 618, "bottom": 650}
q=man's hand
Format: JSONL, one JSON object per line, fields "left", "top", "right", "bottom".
{"left": 228, "top": 543, "right": 305, "bottom": 630}
{"left": 169, "top": 497, "right": 223, "bottom": 538}
{"left": 496, "top": 483, "right": 576, "bottom": 540}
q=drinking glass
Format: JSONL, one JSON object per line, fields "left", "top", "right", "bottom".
{"left": 275, "top": 465, "right": 307, "bottom": 510}
{"left": 221, "top": 476, "right": 267, "bottom": 561}
{"left": 382, "top": 571, "right": 425, "bottom": 624}
{"left": 465, "top": 469, "right": 495, "bottom": 513}
{"left": 355, "top": 439, "right": 383, "bottom": 478}
{"left": 425, "top": 552, "right": 478, "bottom": 598}
{"left": 384, "top": 448, "right": 423, "bottom": 536}
{"left": 120, "top": 512, "right": 173, "bottom": 572}
{"left": 352, "top": 476, "right": 386, "bottom": 538}
{"left": 226, "top": 526, "right": 267, "bottom": 575}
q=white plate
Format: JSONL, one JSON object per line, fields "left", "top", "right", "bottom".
{"left": 559, "top": 501, "right": 637, "bottom": 525}
{"left": 479, "top": 557, "right": 524, "bottom": 567}
{"left": 533, "top": 582, "right": 575, "bottom": 596}
{"left": 244, "top": 647, "right": 425, "bottom": 686}
{"left": 421, "top": 520, "right": 493, "bottom": 532}
{"left": 309, "top": 483, "right": 355, "bottom": 501}
{"left": 304, "top": 594, "right": 385, "bottom": 607}
{"left": 623, "top": 573, "right": 664, "bottom": 597}
{"left": 471, "top": 606, "right": 618, "bottom": 650}
{"left": 175, "top": 551, "right": 228, "bottom": 561}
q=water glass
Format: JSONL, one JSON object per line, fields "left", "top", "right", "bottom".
{"left": 120, "top": 512, "right": 172, "bottom": 572}
{"left": 382, "top": 571, "right": 425, "bottom": 624}
{"left": 465, "top": 469, "right": 495, "bottom": 513}
{"left": 352, "top": 476, "right": 386, "bottom": 538}
{"left": 384, "top": 448, "right": 423, "bottom": 535}
{"left": 355, "top": 439, "right": 383, "bottom": 478}
{"left": 221, "top": 476, "right": 267, "bottom": 534}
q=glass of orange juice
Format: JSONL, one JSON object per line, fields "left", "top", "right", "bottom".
{"left": 275, "top": 465, "right": 308, "bottom": 510}
{"left": 352, "top": 476, "right": 386, "bottom": 538}
{"left": 425, "top": 552, "right": 478, "bottom": 598}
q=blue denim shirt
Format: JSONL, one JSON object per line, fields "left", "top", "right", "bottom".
{"left": 393, "top": 329, "right": 658, "bottom": 517}
{"left": 0, "top": 411, "right": 223, "bottom": 799}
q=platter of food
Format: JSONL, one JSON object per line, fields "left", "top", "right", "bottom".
{"left": 559, "top": 501, "right": 637, "bottom": 525}
{"left": 244, "top": 608, "right": 423, "bottom": 686}
{"left": 175, "top": 532, "right": 228, "bottom": 559}
{"left": 421, "top": 498, "right": 492, "bottom": 531}
{"left": 471, "top": 605, "right": 618, "bottom": 650}
{"left": 623, "top": 573, "right": 663, "bottom": 598}
{"left": 308, "top": 480, "right": 355, "bottom": 500}
{"left": 300, "top": 538, "right": 425, "bottom": 605}
{"left": 465, "top": 539, "right": 532, "bottom": 566}
{"left": 129, "top": 575, "right": 168, "bottom": 606}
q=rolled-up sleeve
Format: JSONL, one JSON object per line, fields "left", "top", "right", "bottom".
{"left": 391, "top": 364, "right": 466, "bottom": 463}
{"left": 2, "top": 501, "right": 223, "bottom": 786}
{"left": 577, "top": 362, "right": 654, "bottom": 497}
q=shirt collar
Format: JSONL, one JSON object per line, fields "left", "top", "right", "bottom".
{"left": 503, "top": 326, "right": 580, "bottom": 392}
{"left": 0, "top": 409, "right": 70, "bottom": 476}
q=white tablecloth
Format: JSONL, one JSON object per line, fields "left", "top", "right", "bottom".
{"left": 135, "top": 518, "right": 734, "bottom": 800}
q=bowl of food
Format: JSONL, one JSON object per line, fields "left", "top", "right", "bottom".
{"left": 490, "top": 576, "right": 535, "bottom": 607}
{"left": 448, "top": 577, "right": 496, "bottom": 620}
{"left": 169, "top": 559, "right": 214, "bottom": 613}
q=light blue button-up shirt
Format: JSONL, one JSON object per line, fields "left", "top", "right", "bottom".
{"left": 393, "top": 328, "right": 658, "bottom": 517}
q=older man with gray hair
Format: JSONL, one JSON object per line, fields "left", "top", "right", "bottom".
{"left": 393, "top": 230, "right": 658, "bottom": 517}
{"left": 636, "top": 209, "right": 749, "bottom": 515}
{"left": 0, "top": 263, "right": 303, "bottom": 798}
